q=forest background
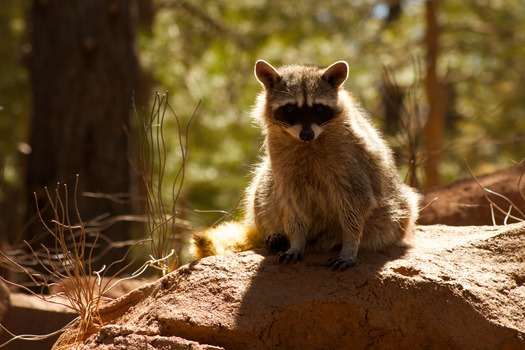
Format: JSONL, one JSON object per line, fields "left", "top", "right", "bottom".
{"left": 1, "top": 0, "right": 524, "bottom": 266}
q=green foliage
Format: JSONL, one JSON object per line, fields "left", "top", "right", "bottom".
{"left": 139, "top": 0, "right": 385, "bottom": 224}
{"left": 138, "top": 0, "right": 524, "bottom": 222}
{"left": 2, "top": 0, "right": 524, "bottom": 235}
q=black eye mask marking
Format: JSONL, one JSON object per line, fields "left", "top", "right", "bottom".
{"left": 275, "top": 103, "right": 335, "bottom": 127}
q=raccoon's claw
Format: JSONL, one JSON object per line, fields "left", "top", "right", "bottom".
{"left": 327, "top": 256, "right": 356, "bottom": 271}
{"left": 277, "top": 250, "right": 303, "bottom": 264}
{"left": 265, "top": 233, "right": 290, "bottom": 252}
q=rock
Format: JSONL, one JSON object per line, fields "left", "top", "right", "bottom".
{"left": 420, "top": 165, "right": 525, "bottom": 225}
{"left": 50, "top": 276, "right": 149, "bottom": 300}
{"left": 55, "top": 223, "right": 525, "bottom": 349}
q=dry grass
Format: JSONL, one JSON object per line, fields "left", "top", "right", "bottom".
{"left": 0, "top": 94, "right": 199, "bottom": 347}
{"left": 0, "top": 176, "right": 151, "bottom": 347}
{"left": 134, "top": 92, "right": 198, "bottom": 277}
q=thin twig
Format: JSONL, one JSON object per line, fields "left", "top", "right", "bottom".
{"left": 466, "top": 160, "right": 524, "bottom": 225}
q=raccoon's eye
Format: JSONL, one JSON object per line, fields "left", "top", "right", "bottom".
{"left": 315, "top": 105, "right": 327, "bottom": 114}
{"left": 286, "top": 104, "right": 297, "bottom": 113}
{"left": 276, "top": 104, "right": 299, "bottom": 126}
{"left": 313, "top": 104, "right": 334, "bottom": 125}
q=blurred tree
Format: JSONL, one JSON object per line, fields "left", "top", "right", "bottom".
{"left": 423, "top": 0, "right": 445, "bottom": 188}
{"left": 25, "top": 0, "right": 138, "bottom": 262}
{"left": 438, "top": 0, "right": 525, "bottom": 175}
{"left": 0, "top": 0, "right": 30, "bottom": 245}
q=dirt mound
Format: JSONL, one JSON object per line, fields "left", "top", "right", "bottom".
{"left": 420, "top": 164, "right": 525, "bottom": 226}
{"left": 55, "top": 223, "right": 525, "bottom": 349}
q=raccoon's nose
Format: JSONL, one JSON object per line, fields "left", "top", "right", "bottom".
{"left": 300, "top": 129, "right": 315, "bottom": 142}
{"left": 299, "top": 129, "right": 315, "bottom": 142}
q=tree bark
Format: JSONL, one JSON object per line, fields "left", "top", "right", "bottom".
{"left": 424, "top": 0, "right": 445, "bottom": 189}
{"left": 26, "top": 0, "right": 137, "bottom": 262}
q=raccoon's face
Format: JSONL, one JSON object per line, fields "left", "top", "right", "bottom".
{"left": 274, "top": 103, "right": 335, "bottom": 142}
{"left": 255, "top": 60, "right": 348, "bottom": 142}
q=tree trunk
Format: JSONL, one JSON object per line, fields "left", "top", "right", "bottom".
{"left": 424, "top": 0, "right": 445, "bottom": 189}
{"left": 26, "top": 0, "right": 137, "bottom": 263}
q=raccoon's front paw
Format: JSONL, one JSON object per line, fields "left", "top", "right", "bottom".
{"left": 265, "top": 233, "right": 290, "bottom": 251}
{"left": 277, "top": 250, "right": 304, "bottom": 264}
{"left": 327, "top": 256, "right": 356, "bottom": 271}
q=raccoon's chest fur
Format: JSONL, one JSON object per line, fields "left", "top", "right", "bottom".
{"left": 265, "top": 133, "right": 361, "bottom": 243}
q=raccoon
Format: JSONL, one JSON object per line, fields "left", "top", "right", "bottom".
{"left": 191, "top": 60, "right": 420, "bottom": 270}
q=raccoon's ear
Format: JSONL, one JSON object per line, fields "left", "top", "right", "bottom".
{"left": 321, "top": 61, "right": 349, "bottom": 88}
{"left": 255, "top": 60, "right": 281, "bottom": 89}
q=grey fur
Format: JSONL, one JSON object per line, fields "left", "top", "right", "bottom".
{"left": 243, "top": 60, "right": 420, "bottom": 270}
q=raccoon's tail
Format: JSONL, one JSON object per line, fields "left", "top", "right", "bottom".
{"left": 190, "top": 221, "right": 263, "bottom": 260}
{"left": 399, "top": 183, "right": 422, "bottom": 242}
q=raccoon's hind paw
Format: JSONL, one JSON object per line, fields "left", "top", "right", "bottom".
{"left": 327, "top": 256, "right": 356, "bottom": 271}
{"left": 277, "top": 250, "right": 303, "bottom": 264}
{"left": 265, "top": 233, "right": 290, "bottom": 251}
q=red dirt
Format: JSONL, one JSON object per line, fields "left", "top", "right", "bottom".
{"left": 420, "top": 164, "right": 525, "bottom": 226}
{"left": 54, "top": 223, "right": 525, "bottom": 349}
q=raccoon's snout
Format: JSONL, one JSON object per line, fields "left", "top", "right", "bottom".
{"left": 300, "top": 129, "right": 315, "bottom": 142}
{"left": 282, "top": 124, "right": 322, "bottom": 142}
